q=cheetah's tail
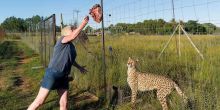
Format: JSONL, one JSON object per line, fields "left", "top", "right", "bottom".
{"left": 173, "top": 83, "right": 188, "bottom": 103}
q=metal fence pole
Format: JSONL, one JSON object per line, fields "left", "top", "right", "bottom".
{"left": 53, "top": 14, "right": 56, "bottom": 45}
{"left": 44, "top": 21, "right": 47, "bottom": 67}
{"left": 101, "top": 0, "right": 107, "bottom": 101}
{"left": 40, "top": 17, "right": 43, "bottom": 66}
{"left": 48, "top": 21, "right": 51, "bottom": 64}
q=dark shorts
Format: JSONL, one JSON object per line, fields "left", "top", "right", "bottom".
{"left": 41, "top": 68, "right": 69, "bottom": 90}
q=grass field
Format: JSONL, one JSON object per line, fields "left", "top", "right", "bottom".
{"left": 0, "top": 39, "right": 100, "bottom": 110}
{"left": 74, "top": 34, "right": 220, "bottom": 110}
{"left": 1, "top": 34, "right": 220, "bottom": 110}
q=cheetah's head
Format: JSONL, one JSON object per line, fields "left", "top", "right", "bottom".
{"left": 127, "top": 57, "right": 139, "bottom": 68}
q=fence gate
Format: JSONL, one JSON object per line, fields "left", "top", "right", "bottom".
{"left": 40, "top": 14, "right": 56, "bottom": 67}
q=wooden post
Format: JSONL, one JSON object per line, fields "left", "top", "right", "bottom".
{"left": 180, "top": 26, "right": 204, "bottom": 59}
{"left": 158, "top": 25, "right": 179, "bottom": 59}
{"left": 178, "top": 22, "right": 181, "bottom": 56}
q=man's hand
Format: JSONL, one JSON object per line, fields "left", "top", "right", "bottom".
{"left": 78, "top": 65, "right": 88, "bottom": 74}
{"left": 73, "top": 61, "right": 88, "bottom": 74}
{"left": 81, "top": 16, "right": 89, "bottom": 27}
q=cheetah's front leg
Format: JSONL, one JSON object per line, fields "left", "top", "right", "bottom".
{"left": 131, "top": 89, "right": 137, "bottom": 110}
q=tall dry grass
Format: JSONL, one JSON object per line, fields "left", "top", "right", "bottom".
{"left": 73, "top": 34, "right": 220, "bottom": 110}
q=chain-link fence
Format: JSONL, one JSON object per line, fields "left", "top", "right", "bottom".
{"left": 41, "top": 14, "right": 56, "bottom": 67}
{"left": 22, "top": 14, "right": 56, "bottom": 67}
{"left": 62, "top": 0, "right": 220, "bottom": 110}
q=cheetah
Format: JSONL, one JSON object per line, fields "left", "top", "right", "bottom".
{"left": 127, "top": 57, "right": 187, "bottom": 110}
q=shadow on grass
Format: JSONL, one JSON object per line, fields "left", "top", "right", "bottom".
{"left": 17, "top": 90, "right": 100, "bottom": 110}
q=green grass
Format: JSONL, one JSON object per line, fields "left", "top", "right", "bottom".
{"left": 1, "top": 34, "right": 220, "bottom": 110}
{"left": 73, "top": 34, "right": 220, "bottom": 110}
{"left": 0, "top": 39, "right": 99, "bottom": 110}
{"left": 0, "top": 40, "right": 60, "bottom": 110}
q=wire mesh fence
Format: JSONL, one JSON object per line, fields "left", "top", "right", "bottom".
{"left": 22, "top": 14, "right": 56, "bottom": 67}
{"left": 66, "top": 0, "right": 220, "bottom": 109}
{"left": 20, "top": 0, "right": 220, "bottom": 109}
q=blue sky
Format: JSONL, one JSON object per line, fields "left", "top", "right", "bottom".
{"left": 0, "top": 0, "right": 220, "bottom": 27}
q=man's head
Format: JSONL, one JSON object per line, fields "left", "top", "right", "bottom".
{"left": 61, "top": 25, "right": 88, "bottom": 42}
{"left": 89, "top": 4, "right": 103, "bottom": 23}
{"left": 61, "top": 25, "right": 77, "bottom": 36}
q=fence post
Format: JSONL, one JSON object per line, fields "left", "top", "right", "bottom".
{"left": 43, "top": 21, "right": 47, "bottom": 67}
{"left": 40, "top": 17, "right": 44, "bottom": 67}
{"left": 47, "top": 21, "right": 50, "bottom": 64}
{"left": 53, "top": 14, "right": 56, "bottom": 46}
{"left": 100, "top": 0, "right": 107, "bottom": 102}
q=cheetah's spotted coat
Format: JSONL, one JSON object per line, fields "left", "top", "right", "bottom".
{"left": 127, "top": 57, "right": 187, "bottom": 110}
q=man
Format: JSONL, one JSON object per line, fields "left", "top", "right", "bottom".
{"left": 27, "top": 16, "right": 89, "bottom": 110}
{"left": 27, "top": 4, "right": 103, "bottom": 110}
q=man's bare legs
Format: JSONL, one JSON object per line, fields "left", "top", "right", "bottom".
{"left": 27, "top": 87, "right": 50, "bottom": 110}
{"left": 57, "top": 89, "right": 68, "bottom": 110}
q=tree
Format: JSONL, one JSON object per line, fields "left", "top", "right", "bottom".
{"left": 1, "top": 15, "right": 42, "bottom": 32}
{"left": 25, "top": 15, "right": 42, "bottom": 32}
{"left": 1, "top": 16, "right": 27, "bottom": 32}
{"left": 84, "top": 25, "right": 93, "bottom": 33}
{"left": 31, "top": 15, "right": 41, "bottom": 24}
{"left": 106, "top": 19, "right": 217, "bottom": 35}
{"left": 185, "top": 20, "right": 199, "bottom": 34}
{"left": 203, "top": 23, "right": 217, "bottom": 34}
{"left": 157, "top": 19, "right": 166, "bottom": 34}
{"left": 183, "top": 21, "right": 218, "bottom": 34}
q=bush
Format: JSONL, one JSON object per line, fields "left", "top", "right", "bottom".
{"left": 5, "top": 34, "right": 21, "bottom": 40}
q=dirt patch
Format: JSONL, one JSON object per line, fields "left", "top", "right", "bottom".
{"left": 5, "top": 55, "right": 34, "bottom": 92}
{"left": 73, "top": 92, "right": 98, "bottom": 102}
{"left": 13, "top": 57, "right": 33, "bottom": 92}
{"left": 11, "top": 76, "right": 24, "bottom": 87}
{"left": 18, "top": 77, "right": 32, "bottom": 92}
{"left": 0, "top": 41, "right": 35, "bottom": 92}
{"left": 69, "top": 92, "right": 99, "bottom": 109}
{"left": 0, "top": 64, "right": 3, "bottom": 71}
{"left": 0, "top": 77, "right": 5, "bottom": 90}
{"left": 18, "top": 57, "right": 32, "bottom": 64}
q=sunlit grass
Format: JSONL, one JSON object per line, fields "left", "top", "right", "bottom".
{"left": 1, "top": 34, "right": 219, "bottom": 109}
{"left": 74, "top": 34, "right": 220, "bottom": 110}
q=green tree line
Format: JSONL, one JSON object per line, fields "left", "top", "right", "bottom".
{"left": 0, "top": 15, "right": 42, "bottom": 32}
{"left": 107, "top": 19, "right": 217, "bottom": 35}
{"left": 1, "top": 15, "right": 217, "bottom": 35}
{"left": 0, "top": 15, "right": 62, "bottom": 33}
